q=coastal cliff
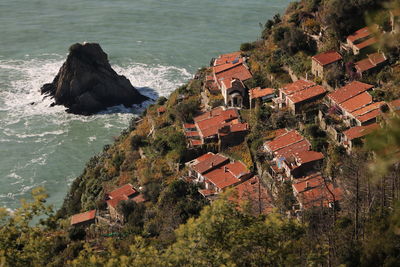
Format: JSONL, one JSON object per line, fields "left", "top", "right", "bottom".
{"left": 41, "top": 42, "right": 148, "bottom": 115}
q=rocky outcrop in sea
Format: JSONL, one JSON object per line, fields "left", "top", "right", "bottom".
{"left": 41, "top": 42, "right": 148, "bottom": 115}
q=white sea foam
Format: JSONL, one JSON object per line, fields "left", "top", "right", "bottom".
{"left": 0, "top": 55, "right": 192, "bottom": 210}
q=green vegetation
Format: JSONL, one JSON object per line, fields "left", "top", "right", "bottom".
{"left": 2, "top": 0, "right": 400, "bottom": 266}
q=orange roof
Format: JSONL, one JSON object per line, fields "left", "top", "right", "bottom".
{"left": 249, "top": 87, "right": 275, "bottom": 99}
{"left": 225, "top": 161, "right": 251, "bottom": 178}
{"left": 389, "top": 99, "right": 400, "bottom": 111}
{"left": 198, "top": 189, "right": 217, "bottom": 197}
{"left": 157, "top": 106, "right": 166, "bottom": 113}
{"left": 347, "top": 26, "right": 372, "bottom": 43}
{"left": 274, "top": 139, "right": 311, "bottom": 160}
{"left": 71, "top": 210, "right": 96, "bottom": 225}
{"left": 355, "top": 58, "right": 376, "bottom": 72}
{"left": 183, "top": 123, "right": 196, "bottom": 129}
{"left": 343, "top": 123, "right": 380, "bottom": 140}
{"left": 273, "top": 128, "right": 289, "bottom": 138}
{"left": 294, "top": 151, "right": 324, "bottom": 164}
{"left": 312, "top": 51, "right": 342, "bottom": 66}
{"left": 328, "top": 81, "right": 373, "bottom": 104}
{"left": 229, "top": 123, "right": 248, "bottom": 133}
{"left": 192, "top": 153, "right": 229, "bottom": 174}
{"left": 265, "top": 130, "right": 304, "bottom": 152}
{"left": 195, "top": 108, "right": 240, "bottom": 138}
{"left": 195, "top": 152, "right": 215, "bottom": 163}
{"left": 132, "top": 194, "right": 145, "bottom": 203}
{"left": 213, "top": 58, "right": 244, "bottom": 74}
{"left": 280, "top": 80, "right": 316, "bottom": 96}
{"left": 339, "top": 92, "right": 372, "bottom": 113}
{"left": 292, "top": 173, "right": 342, "bottom": 209}
{"left": 287, "top": 85, "right": 326, "bottom": 104}
{"left": 356, "top": 109, "right": 381, "bottom": 123}
{"left": 214, "top": 51, "right": 242, "bottom": 66}
{"left": 107, "top": 194, "right": 129, "bottom": 209}
{"left": 190, "top": 139, "right": 203, "bottom": 146}
{"left": 109, "top": 184, "right": 137, "bottom": 199}
{"left": 354, "top": 37, "right": 377, "bottom": 50}
{"left": 368, "top": 52, "right": 386, "bottom": 65}
{"left": 231, "top": 176, "right": 273, "bottom": 215}
{"left": 185, "top": 131, "right": 200, "bottom": 137}
{"left": 352, "top": 101, "right": 384, "bottom": 117}
{"left": 203, "top": 167, "right": 241, "bottom": 190}
{"left": 215, "top": 64, "right": 252, "bottom": 87}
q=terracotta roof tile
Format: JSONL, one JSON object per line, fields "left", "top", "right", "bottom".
{"left": 351, "top": 101, "right": 385, "bottom": 117}
{"left": 231, "top": 176, "right": 273, "bottom": 215}
{"left": 195, "top": 152, "right": 215, "bottom": 163}
{"left": 343, "top": 123, "right": 380, "bottom": 140}
{"left": 280, "top": 80, "right": 316, "bottom": 96}
{"left": 203, "top": 167, "right": 241, "bottom": 190}
{"left": 198, "top": 189, "right": 217, "bottom": 197}
{"left": 355, "top": 58, "right": 376, "bottom": 72}
{"left": 185, "top": 131, "right": 200, "bottom": 137}
{"left": 389, "top": 99, "right": 400, "bottom": 111}
{"left": 347, "top": 26, "right": 372, "bottom": 43}
{"left": 249, "top": 87, "right": 275, "bottom": 99}
{"left": 274, "top": 139, "right": 311, "bottom": 160}
{"left": 312, "top": 51, "right": 342, "bottom": 66}
{"left": 157, "top": 106, "right": 166, "bottom": 113}
{"left": 354, "top": 37, "right": 377, "bottom": 50}
{"left": 190, "top": 139, "right": 203, "bottom": 146}
{"left": 107, "top": 194, "right": 129, "bottom": 209}
{"left": 71, "top": 210, "right": 96, "bottom": 225}
{"left": 356, "top": 109, "right": 381, "bottom": 123}
{"left": 109, "top": 184, "right": 137, "bottom": 199}
{"left": 328, "top": 81, "right": 373, "bottom": 104}
{"left": 214, "top": 51, "right": 242, "bottom": 66}
{"left": 215, "top": 64, "right": 252, "bottom": 87}
{"left": 368, "top": 52, "right": 386, "bottom": 65}
{"left": 294, "top": 151, "right": 324, "bottom": 164}
{"left": 339, "top": 92, "right": 372, "bottom": 113}
{"left": 265, "top": 130, "right": 304, "bottom": 152}
{"left": 192, "top": 153, "right": 229, "bottom": 174}
{"left": 225, "top": 161, "right": 251, "bottom": 178}
{"left": 183, "top": 123, "right": 196, "bottom": 129}
{"left": 287, "top": 85, "right": 326, "bottom": 104}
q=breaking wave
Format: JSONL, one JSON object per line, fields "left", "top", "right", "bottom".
{"left": 0, "top": 55, "right": 192, "bottom": 209}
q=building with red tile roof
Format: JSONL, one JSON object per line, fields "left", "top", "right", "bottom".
{"left": 292, "top": 173, "right": 342, "bottom": 211}
{"left": 184, "top": 106, "right": 248, "bottom": 148}
{"left": 280, "top": 79, "right": 316, "bottom": 97}
{"left": 342, "top": 123, "right": 380, "bottom": 151}
{"left": 274, "top": 139, "right": 311, "bottom": 160}
{"left": 282, "top": 151, "right": 324, "bottom": 178}
{"left": 349, "top": 101, "right": 385, "bottom": 125}
{"left": 264, "top": 130, "right": 305, "bottom": 153}
{"left": 286, "top": 85, "right": 327, "bottom": 113}
{"left": 339, "top": 92, "right": 372, "bottom": 114}
{"left": 187, "top": 153, "right": 252, "bottom": 196}
{"left": 71, "top": 210, "right": 97, "bottom": 227}
{"left": 355, "top": 52, "right": 387, "bottom": 76}
{"left": 108, "top": 184, "right": 137, "bottom": 200}
{"left": 230, "top": 176, "right": 274, "bottom": 215}
{"left": 106, "top": 184, "right": 144, "bottom": 222}
{"left": 389, "top": 99, "right": 400, "bottom": 114}
{"left": 311, "top": 51, "right": 342, "bottom": 78}
{"left": 249, "top": 87, "right": 275, "bottom": 108}
{"left": 210, "top": 52, "right": 253, "bottom": 108}
{"left": 157, "top": 106, "right": 166, "bottom": 116}
{"left": 346, "top": 25, "right": 378, "bottom": 55}
{"left": 327, "top": 81, "right": 373, "bottom": 105}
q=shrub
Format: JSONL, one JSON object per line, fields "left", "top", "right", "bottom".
{"left": 240, "top": 42, "right": 255, "bottom": 51}
{"left": 68, "top": 227, "right": 86, "bottom": 241}
{"left": 175, "top": 99, "right": 200, "bottom": 122}
{"left": 157, "top": 96, "right": 168, "bottom": 105}
{"left": 131, "top": 135, "right": 144, "bottom": 150}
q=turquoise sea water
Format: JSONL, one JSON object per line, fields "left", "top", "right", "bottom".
{"left": 0, "top": 0, "right": 290, "bottom": 210}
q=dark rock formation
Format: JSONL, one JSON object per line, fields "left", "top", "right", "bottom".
{"left": 41, "top": 42, "right": 148, "bottom": 115}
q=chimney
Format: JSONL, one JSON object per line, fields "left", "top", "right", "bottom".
{"left": 211, "top": 162, "right": 214, "bottom": 167}
{"left": 209, "top": 111, "right": 212, "bottom": 117}
{"left": 224, "top": 166, "right": 228, "bottom": 172}
{"left": 306, "top": 181, "right": 310, "bottom": 189}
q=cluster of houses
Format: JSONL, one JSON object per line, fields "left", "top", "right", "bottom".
{"left": 313, "top": 25, "right": 387, "bottom": 80}
{"left": 70, "top": 183, "right": 145, "bottom": 228}
{"left": 263, "top": 128, "right": 342, "bottom": 215}
{"left": 71, "top": 19, "right": 400, "bottom": 228}
{"left": 183, "top": 106, "right": 248, "bottom": 148}
{"left": 185, "top": 152, "right": 273, "bottom": 215}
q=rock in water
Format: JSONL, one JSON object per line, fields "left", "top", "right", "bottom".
{"left": 41, "top": 43, "right": 148, "bottom": 115}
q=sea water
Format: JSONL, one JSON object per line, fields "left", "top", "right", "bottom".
{"left": 0, "top": 0, "right": 290, "bottom": 210}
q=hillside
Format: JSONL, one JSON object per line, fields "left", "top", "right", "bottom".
{"left": 1, "top": 0, "right": 400, "bottom": 266}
